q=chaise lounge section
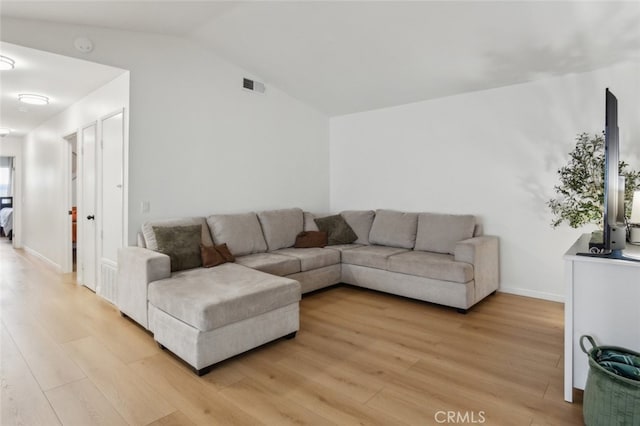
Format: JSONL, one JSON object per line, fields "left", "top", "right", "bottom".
{"left": 117, "top": 207, "right": 499, "bottom": 374}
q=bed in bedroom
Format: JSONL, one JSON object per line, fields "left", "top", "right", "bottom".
{"left": 0, "top": 196, "right": 13, "bottom": 241}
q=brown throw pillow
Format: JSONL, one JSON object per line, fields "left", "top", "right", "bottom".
{"left": 314, "top": 215, "right": 358, "bottom": 245}
{"left": 294, "top": 231, "right": 328, "bottom": 248}
{"left": 201, "top": 244, "right": 226, "bottom": 268}
{"left": 201, "top": 243, "right": 236, "bottom": 268}
{"left": 215, "top": 243, "right": 235, "bottom": 262}
{"left": 153, "top": 224, "right": 203, "bottom": 272}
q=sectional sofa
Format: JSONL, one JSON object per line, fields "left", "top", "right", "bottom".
{"left": 117, "top": 208, "right": 499, "bottom": 375}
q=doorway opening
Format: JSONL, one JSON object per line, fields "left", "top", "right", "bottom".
{"left": 0, "top": 156, "right": 15, "bottom": 243}
{"left": 65, "top": 134, "right": 78, "bottom": 272}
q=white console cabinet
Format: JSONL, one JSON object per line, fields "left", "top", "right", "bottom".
{"left": 563, "top": 234, "right": 640, "bottom": 402}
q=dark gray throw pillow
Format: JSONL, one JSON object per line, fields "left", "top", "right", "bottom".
{"left": 153, "top": 224, "right": 203, "bottom": 272}
{"left": 314, "top": 214, "right": 358, "bottom": 245}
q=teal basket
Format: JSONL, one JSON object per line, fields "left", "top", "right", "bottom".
{"left": 580, "top": 335, "right": 640, "bottom": 426}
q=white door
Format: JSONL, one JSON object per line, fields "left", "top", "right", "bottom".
{"left": 98, "top": 110, "right": 124, "bottom": 302}
{"left": 100, "top": 111, "right": 124, "bottom": 262}
{"left": 81, "top": 124, "right": 97, "bottom": 291}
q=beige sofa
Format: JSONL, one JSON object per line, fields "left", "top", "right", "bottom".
{"left": 117, "top": 208, "right": 499, "bottom": 375}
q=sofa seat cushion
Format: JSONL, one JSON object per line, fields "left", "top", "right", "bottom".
{"left": 235, "top": 253, "right": 301, "bottom": 276}
{"left": 387, "top": 251, "right": 473, "bottom": 284}
{"left": 148, "top": 263, "right": 301, "bottom": 332}
{"left": 324, "top": 243, "right": 363, "bottom": 253}
{"left": 274, "top": 248, "right": 340, "bottom": 272}
{"left": 341, "top": 245, "right": 409, "bottom": 270}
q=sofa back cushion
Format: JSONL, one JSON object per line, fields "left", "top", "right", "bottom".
{"left": 257, "top": 208, "right": 304, "bottom": 251}
{"left": 368, "top": 209, "right": 418, "bottom": 249}
{"left": 303, "top": 212, "right": 319, "bottom": 231}
{"left": 142, "top": 217, "right": 213, "bottom": 251}
{"left": 473, "top": 223, "right": 483, "bottom": 237}
{"left": 206, "top": 213, "right": 267, "bottom": 256}
{"left": 341, "top": 210, "right": 375, "bottom": 245}
{"left": 303, "top": 212, "right": 331, "bottom": 231}
{"left": 415, "top": 213, "right": 476, "bottom": 255}
{"left": 137, "top": 232, "right": 147, "bottom": 248}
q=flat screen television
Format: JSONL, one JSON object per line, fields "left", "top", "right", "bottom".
{"left": 580, "top": 88, "right": 639, "bottom": 261}
{"left": 603, "top": 88, "right": 627, "bottom": 256}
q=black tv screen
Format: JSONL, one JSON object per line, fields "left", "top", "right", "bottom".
{"left": 603, "top": 88, "right": 626, "bottom": 253}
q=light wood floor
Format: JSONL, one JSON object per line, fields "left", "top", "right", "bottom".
{"left": 0, "top": 239, "right": 583, "bottom": 425}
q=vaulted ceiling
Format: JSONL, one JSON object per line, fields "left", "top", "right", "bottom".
{"left": 2, "top": 1, "right": 639, "bottom": 123}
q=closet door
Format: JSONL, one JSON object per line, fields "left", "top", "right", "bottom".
{"left": 97, "top": 109, "right": 124, "bottom": 302}
{"left": 81, "top": 124, "right": 97, "bottom": 291}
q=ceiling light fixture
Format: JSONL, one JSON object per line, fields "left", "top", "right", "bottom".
{"left": 0, "top": 128, "right": 11, "bottom": 137}
{"left": 0, "top": 55, "right": 15, "bottom": 70}
{"left": 18, "top": 93, "right": 49, "bottom": 105}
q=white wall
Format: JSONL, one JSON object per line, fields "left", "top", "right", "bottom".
{"left": 331, "top": 61, "right": 640, "bottom": 301}
{"left": 1, "top": 18, "right": 330, "bottom": 246}
{"left": 19, "top": 74, "right": 129, "bottom": 269}
{"left": 0, "top": 136, "right": 23, "bottom": 247}
{"left": 5, "top": 18, "right": 637, "bottom": 301}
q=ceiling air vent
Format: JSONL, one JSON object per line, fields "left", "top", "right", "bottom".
{"left": 243, "top": 78, "right": 265, "bottom": 94}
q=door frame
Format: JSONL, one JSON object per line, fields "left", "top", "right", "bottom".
{"left": 61, "top": 108, "right": 128, "bottom": 289}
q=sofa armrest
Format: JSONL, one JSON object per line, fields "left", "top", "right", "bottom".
{"left": 454, "top": 236, "right": 499, "bottom": 302}
{"left": 117, "top": 246, "right": 170, "bottom": 329}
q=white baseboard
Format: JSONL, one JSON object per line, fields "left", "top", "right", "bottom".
{"left": 24, "top": 246, "right": 61, "bottom": 272}
{"left": 498, "top": 286, "right": 564, "bottom": 303}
